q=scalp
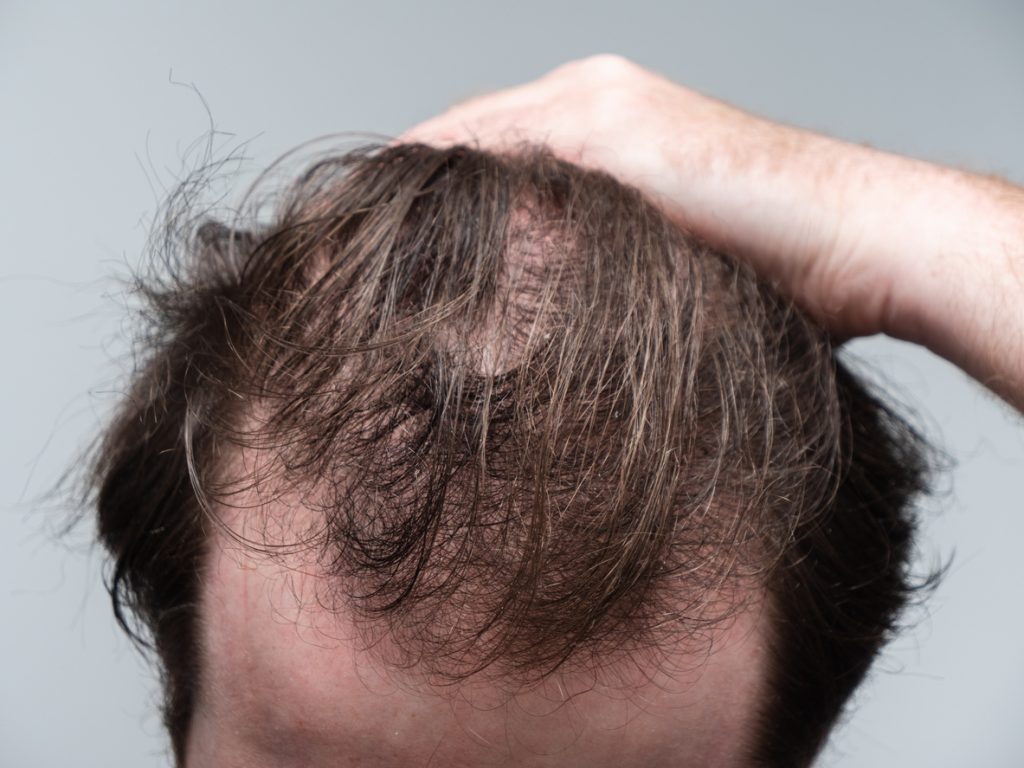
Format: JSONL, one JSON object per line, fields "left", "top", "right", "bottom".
{"left": 192, "top": 143, "right": 838, "bottom": 686}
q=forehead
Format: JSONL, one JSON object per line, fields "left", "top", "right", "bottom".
{"left": 186, "top": 527, "right": 768, "bottom": 768}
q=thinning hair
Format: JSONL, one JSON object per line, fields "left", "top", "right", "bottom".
{"left": 89, "top": 142, "right": 933, "bottom": 767}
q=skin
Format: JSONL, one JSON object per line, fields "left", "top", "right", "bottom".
{"left": 402, "top": 54, "right": 1024, "bottom": 410}
{"left": 186, "top": 55, "right": 1024, "bottom": 764}
{"left": 187, "top": 522, "right": 768, "bottom": 768}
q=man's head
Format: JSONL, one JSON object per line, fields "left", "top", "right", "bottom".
{"left": 89, "top": 143, "right": 931, "bottom": 766}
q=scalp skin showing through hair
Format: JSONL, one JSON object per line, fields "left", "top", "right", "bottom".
{"left": 187, "top": 486, "right": 770, "bottom": 768}
{"left": 89, "top": 142, "right": 933, "bottom": 767}
{"left": 196, "top": 143, "right": 823, "bottom": 683}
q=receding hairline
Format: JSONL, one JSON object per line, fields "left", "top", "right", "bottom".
{"left": 188, "top": 505, "right": 772, "bottom": 768}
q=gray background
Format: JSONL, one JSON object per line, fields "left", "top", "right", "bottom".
{"left": 2, "top": 1, "right": 1022, "bottom": 766}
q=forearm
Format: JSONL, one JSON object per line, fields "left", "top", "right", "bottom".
{"left": 666, "top": 114, "right": 1024, "bottom": 410}
{"left": 835, "top": 146, "right": 1024, "bottom": 409}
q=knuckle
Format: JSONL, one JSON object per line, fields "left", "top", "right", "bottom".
{"left": 579, "top": 53, "right": 639, "bottom": 78}
{"left": 552, "top": 53, "right": 638, "bottom": 82}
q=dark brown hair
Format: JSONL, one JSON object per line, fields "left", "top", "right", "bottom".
{"left": 88, "top": 142, "right": 934, "bottom": 767}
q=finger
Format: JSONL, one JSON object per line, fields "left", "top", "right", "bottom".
{"left": 398, "top": 82, "right": 545, "bottom": 145}
{"left": 398, "top": 108, "right": 515, "bottom": 148}
{"left": 396, "top": 116, "right": 480, "bottom": 147}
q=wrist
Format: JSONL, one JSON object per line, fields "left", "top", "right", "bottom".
{"left": 852, "top": 155, "right": 1024, "bottom": 404}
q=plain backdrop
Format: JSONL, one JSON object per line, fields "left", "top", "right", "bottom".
{"left": 2, "top": 2, "right": 1023, "bottom": 766}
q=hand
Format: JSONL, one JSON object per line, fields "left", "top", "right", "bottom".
{"left": 402, "top": 55, "right": 1024, "bottom": 408}
{"left": 401, "top": 55, "right": 894, "bottom": 340}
